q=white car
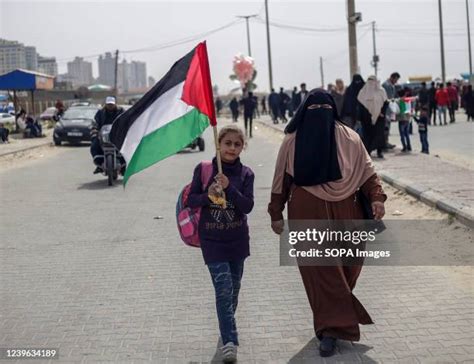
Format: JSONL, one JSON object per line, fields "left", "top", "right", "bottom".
{"left": 0, "top": 113, "right": 15, "bottom": 124}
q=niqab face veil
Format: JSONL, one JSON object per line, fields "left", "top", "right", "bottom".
{"left": 284, "top": 90, "right": 342, "bottom": 186}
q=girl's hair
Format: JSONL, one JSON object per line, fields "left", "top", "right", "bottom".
{"left": 218, "top": 125, "right": 245, "bottom": 144}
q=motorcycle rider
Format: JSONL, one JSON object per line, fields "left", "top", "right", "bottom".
{"left": 90, "top": 96, "right": 124, "bottom": 174}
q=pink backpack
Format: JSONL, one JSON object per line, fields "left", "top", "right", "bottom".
{"left": 176, "top": 161, "right": 213, "bottom": 247}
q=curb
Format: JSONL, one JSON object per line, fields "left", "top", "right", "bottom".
{"left": 256, "top": 120, "right": 474, "bottom": 229}
{"left": 0, "top": 140, "right": 52, "bottom": 158}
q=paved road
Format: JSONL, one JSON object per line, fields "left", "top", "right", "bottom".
{"left": 0, "top": 122, "right": 473, "bottom": 363}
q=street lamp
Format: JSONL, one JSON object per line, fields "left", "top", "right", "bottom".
{"left": 236, "top": 14, "right": 258, "bottom": 57}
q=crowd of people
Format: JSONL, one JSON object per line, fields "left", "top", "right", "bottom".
{"left": 222, "top": 74, "right": 474, "bottom": 158}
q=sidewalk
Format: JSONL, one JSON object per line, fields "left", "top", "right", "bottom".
{"left": 256, "top": 115, "right": 474, "bottom": 228}
{"left": 0, "top": 128, "right": 53, "bottom": 157}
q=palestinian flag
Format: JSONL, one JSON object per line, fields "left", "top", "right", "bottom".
{"left": 110, "top": 42, "right": 216, "bottom": 185}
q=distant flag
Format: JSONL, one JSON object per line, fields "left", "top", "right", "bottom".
{"left": 110, "top": 42, "right": 216, "bottom": 185}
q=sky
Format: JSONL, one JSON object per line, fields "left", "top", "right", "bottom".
{"left": 0, "top": 0, "right": 472, "bottom": 93}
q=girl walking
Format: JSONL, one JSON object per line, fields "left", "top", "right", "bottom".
{"left": 188, "top": 125, "right": 255, "bottom": 363}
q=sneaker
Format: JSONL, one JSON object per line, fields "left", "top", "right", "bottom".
{"left": 93, "top": 166, "right": 103, "bottom": 174}
{"left": 221, "top": 342, "right": 237, "bottom": 363}
{"left": 319, "top": 336, "right": 337, "bottom": 357}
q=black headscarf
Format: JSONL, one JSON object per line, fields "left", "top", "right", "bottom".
{"left": 284, "top": 89, "right": 342, "bottom": 187}
{"left": 341, "top": 74, "right": 365, "bottom": 118}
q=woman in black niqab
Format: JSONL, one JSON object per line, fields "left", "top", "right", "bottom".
{"left": 284, "top": 89, "right": 342, "bottom": 187}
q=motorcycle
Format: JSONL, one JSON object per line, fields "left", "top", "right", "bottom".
{"left": 99, "top": 124, "right": 126, "bottom": 186}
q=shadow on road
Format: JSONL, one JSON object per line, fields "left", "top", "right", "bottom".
{"left": 77, "top": 179, "right": 122, "bottom": 190}
{"left": 288, "top": 337, "right": 376, "bottom": 363}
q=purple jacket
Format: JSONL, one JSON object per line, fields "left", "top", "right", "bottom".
{"left": 188, "top": 157, "right": 255, "bottom": 264}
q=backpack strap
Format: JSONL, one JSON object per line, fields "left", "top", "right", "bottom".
{"left": 200, "top": 161, "right": 213, "bottom": 192}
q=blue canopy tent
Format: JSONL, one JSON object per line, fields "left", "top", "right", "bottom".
{"left": 0, "top": 69, "right": 55, "bottom": 125}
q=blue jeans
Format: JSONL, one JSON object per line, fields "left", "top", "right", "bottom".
{"left": 438, "top": 106, "right": 447, "bottom": 125}
{"left": 399, "top": 121, "right": 411, "bottom": 151}
{"left": 90, "top": 137, "right": 104, "bottom": 166}
{"left": 207, "top": 260, "right": 244, "bottom": 345}
{"left": 419, "top": 131, "right": 429, "bottom": 154}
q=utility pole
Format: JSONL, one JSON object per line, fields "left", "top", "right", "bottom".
{"left": 320, "top": 57, "right": 325, "bottom": 88}
{"left": 347, "top": 0, "right": 361, "bottom": 77}
{"left": 236, "top": 15, "right": 258, "bottom": 57}
{"left": 466, "top": 0, "right": 473, "bottom": 80}
{"left": 371, "top": 21, "right": 379, "bottom": 78}
{"left": 438, "top": 0, "right": 446, "bottom": 83}
{"left": 265, "top": 0, "right": 274, "bottom": 92}
{"left": 113, "top": 49, "right": 119, "bottom": 96}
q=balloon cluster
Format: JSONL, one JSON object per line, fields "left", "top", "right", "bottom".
{"left": 232, "top": 53, "right": 255, "bottom": 87}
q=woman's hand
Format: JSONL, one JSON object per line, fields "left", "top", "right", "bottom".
{"left": 371, "top": 201, "right": 385, "bottom": 220}
{"left": 271, "top": 220, "right": 284, "bottom": 235}
{"left": 215, "top": 173, "right": 229, "bottom": 189}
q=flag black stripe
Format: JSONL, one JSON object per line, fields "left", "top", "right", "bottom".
{"left": 110, "top": 46, "right": 196, "bottom": 150}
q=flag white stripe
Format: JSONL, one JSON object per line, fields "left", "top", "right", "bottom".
{"left": 120, "top": 81, "right": 194, "bottom": 162}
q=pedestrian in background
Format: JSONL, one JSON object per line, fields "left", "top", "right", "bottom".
{"left": 435, "top": 83, "right": 449, "bottom": 126}
{"left": 215, "top": 97, "right": 223, "bottom": 117}
{"left": 252, "top": 93, "right": 260, "bottom": 119}
{"left": 428, "top": 81, "right": 437, "bottom": 125}
{"left": 414, "top": 106, "right": 430, "bottom": 154}
{"left": 330, "top": 78, "right": 345, "bottom": 116}
{"left": 357, "top": 75, "right": 388, "bottom": 159}
{"left": 229, "top": 97, "right": 239, "bottom": 123}
{"left": 398, "top": 90, "right": 412, "bottom": 152}
{"left": 382, "top": 72, "right": 400, "bottom": 149}
{"left": 260, "top": 96, "right": 267, "bottom": 115}
{"left": 417, "top": 82, "right": 429, "bottom": 113}
{"left": 446, "top": 82, "right": 458, "bottom": 123}
{"left": 269, "top": 88, "right": 280, "bottom": 124}
{"left": 279, "top": 87, "right": 290, "bottom": 123}
{"left": 55, "top": 99, "right": 65, "bottom": 118}
{"left": 240, "top": 92, "right": 257, "bottom": 138}
{"left": 296, "top": 83, "right": 309, "bottom": 107}
{"left": 268, "top": 89, "right": 386, "bottom": 358}
{"left": 291, "top": 86, "right": 299, "bottom": 116}
{"left": 0, "top": 122, "right": 10, "bottom": 143}
{"left": 187, "top": 125, "right": 255, "bottom": 363}
{"left": 462, "top": 84, "right": 474, "bottom": 121}
{"left": 341, "top": 74, "right": 365, "bottom": 130}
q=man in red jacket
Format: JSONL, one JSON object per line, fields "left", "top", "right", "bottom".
{"left": 446, "top": 82, "right": 458, "bottom": 123}
{"left": 435, "top": 83, "right": 449, "bottom": 126}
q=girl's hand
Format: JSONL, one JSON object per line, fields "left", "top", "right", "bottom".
{"left": 215, "top": 173, "right": 229, "bottom": 189}
{"left": 371, "top": 201, "right": 385, "bottom": 220}
{"left": 271, "top": 220, "right": 284, "bottom": 235}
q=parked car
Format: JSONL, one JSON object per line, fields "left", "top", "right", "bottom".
{"left": 40, "top": 107, "right": 58, "bottom": 121}
{"left": 70, "top": 101, "right": 91, "bottom": 107}
{"left": 0, "top": 112, "right": 15, "bottom": 124}
{"left": 53, "top": 106, "right": 99, "bottom": 146}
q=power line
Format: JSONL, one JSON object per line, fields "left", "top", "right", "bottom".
{"left": 254, "top": 15, "right": 369, "bottom": 33}
{"left": 54, "top": 19, "right": 242, "bottom": 64}
{"left": 122, "top": 19, "right": 242, "bottom": 54}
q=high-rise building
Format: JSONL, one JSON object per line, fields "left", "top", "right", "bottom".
{"left": 0, "top": 39, "right": 26, "bottom": 74}
{"left": 38, "top": 56, "right": 58, "bottom": 76}
{"left": 117, "top": 59, "right": 130, "bottom": 92}
{"left": 67, "top": 57, "right": 93, "bottom": 87}
{"left": 116, "top": 59, "right": 147, "bottom": 92}
{"left": 24, "top": 46, "right": 38, "bottom": 71}
{"left": 98, "top": 52, "right": 116, "bottom": 87}
{"left": 129, "top": 61, "right": 147, "bottom": 90}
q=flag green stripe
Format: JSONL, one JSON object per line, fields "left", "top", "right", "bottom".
{"left": 123, "top": 108, "right": 209, "bottom": 185}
